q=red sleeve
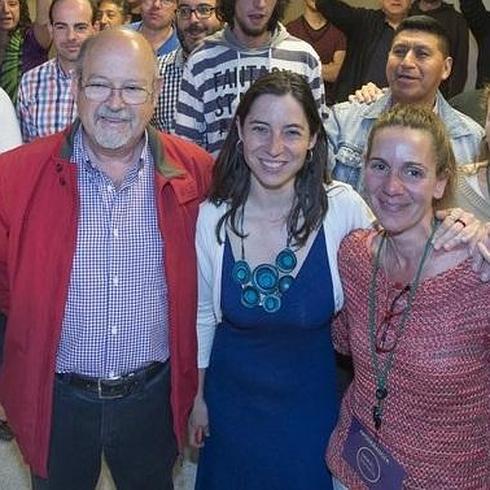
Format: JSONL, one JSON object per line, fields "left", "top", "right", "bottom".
{"left": 333, "top": 26, "right": 347, "bottom": 52}
{"left": 0, "top": 154, "right": 11, "bottom": 315}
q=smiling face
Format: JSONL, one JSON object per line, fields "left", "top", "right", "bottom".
{"left": 50, "top": 0, "right": 95, "bottom": 69}
{"left": 237, "top": 93, "right": 317, "bottom": 196}
{"left": 0, "top": 0, "right": 20, "bottom": 32}
{"left": 75, "top": 31, "right": 157, "bottom": 154}
{"left": 386, "top": 30, "right": 452, "bottom": 106}
{"left": 233, "top": 0, "right": 277, "bottom": 46}
{"left": 176, "top": 0, "right": 220, "bottom": 54}
{"left": 365, "top": 126, "right": 447, "bottom": 237}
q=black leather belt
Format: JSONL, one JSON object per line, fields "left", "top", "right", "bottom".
{"left": 57, "top": 361, "right": 165, "bottom": 399}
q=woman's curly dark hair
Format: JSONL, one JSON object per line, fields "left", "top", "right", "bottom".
{"left": 216, "top": 0, "right": 289, "bottom": 31}
{"left": 1, "top": 0, "right": 32, "bottom": 33}
{"left": 18, "top": 0, "right": 32, "bottom": 31}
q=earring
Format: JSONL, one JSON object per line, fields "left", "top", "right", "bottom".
{"left": 305, "top": 149, "right": 313, "bottom": 164}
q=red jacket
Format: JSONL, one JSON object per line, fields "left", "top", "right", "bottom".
{"left": 0, "top": 124, "right": 213, "bottom": 477}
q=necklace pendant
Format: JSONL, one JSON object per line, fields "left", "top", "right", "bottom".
{"left": 232, "top": 260, "right": 251, "bottom": 285}
{"left": 241, "top": 285, "right": 260, "bottom": 308}
{"left": 376, "top": 387, "right": 388, "bottom": 400}
{"left": 276, "top": 248, "right": 297, "bottom": 273}
{"left": 253, "top": 264, "right": 279, "bottom": 293}
{"left": 373, "top": 405, "right": 382, "bottom": 430}
{"left": 262, "top": 294, "right": 281, "bottom": 313}
{"left": 278, "top": 275, "right": 294, "bottom": 293}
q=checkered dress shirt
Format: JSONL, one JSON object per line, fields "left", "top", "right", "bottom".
{"left": 16, "top": 58, "right": 77, "bottom": 142}
{"left": 151, "top": 48, "right": 185, "bottom": 134}
{"left": 56, "top": 128, "right": 170, "bottom": 378}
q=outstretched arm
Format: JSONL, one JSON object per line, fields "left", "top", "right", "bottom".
{"left": 434, "top": 209, "right": 490, "bottom": 282}
{"left": 32, "top": 0, "right": 52, "bottom": 50}
{"left": 322, "top": 49, "right": 346, "bottom": 83}
{"left": 459, "top": 0, "right": 490, "bottom": 40}
{"left": 315, "top": 0, "right": 371, "bottom": 36}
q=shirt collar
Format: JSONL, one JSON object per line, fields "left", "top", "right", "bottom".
{"left": 74, "top": 126, "right": 151, "bottom": 179}
{"left": 55, "top": 58, "right": 75, "bottom": 80}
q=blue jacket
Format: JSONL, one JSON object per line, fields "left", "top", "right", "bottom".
{"left": 326, "top": 90, "right": 485, "bottom": 192}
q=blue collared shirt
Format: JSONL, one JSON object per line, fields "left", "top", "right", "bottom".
{"left": 128, "top": 22, "right": 180, "bottom": 56}
{"left": 326, "top": 90, "right": 485, "bottom": 192}
{"left": 56, "top": 128, "right": 170, "bottom": 377}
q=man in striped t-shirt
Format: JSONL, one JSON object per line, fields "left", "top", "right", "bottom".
{"left": 175, "top": 0, "right": 328, "bottom": 157}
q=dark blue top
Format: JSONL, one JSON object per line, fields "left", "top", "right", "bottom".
{"left": 196, "top": 228, "right": 339, "bottom": 490}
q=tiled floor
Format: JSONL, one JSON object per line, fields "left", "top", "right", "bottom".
{"left": 0, "top": 439, "right": 197, "bottom": 490}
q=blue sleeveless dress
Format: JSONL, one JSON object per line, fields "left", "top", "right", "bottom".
{"left": 195, "top": 228, "right": 338, "bottom": 490}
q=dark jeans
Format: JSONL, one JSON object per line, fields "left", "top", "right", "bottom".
{"left": 32, "top": 361, "right": 177, "bottom": 490}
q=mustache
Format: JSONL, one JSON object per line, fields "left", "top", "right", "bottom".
{"left": 97, "top": 106, "right": 132, "bottom": 121}
{"left": 184, "top": 25, "right": 207, "bottom": 36}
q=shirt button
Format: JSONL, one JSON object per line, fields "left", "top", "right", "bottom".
{"left": 108, "top": 369, "right": 116, "bottom": 378}
{"left": 107, "top": 184, "right": 114, "bottom": 192}
{"left": 111, "top": 326, "right": 118, "bottom": 335}
{"left": 112, "top": 275, "right": 119, "bottom": 286}
{"left": 113, "top": 228, "right": 119, "bottom": 238}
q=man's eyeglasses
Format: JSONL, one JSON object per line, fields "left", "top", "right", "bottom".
{"left": 375, "top": 285, "right": 410, "bottom": 353}
{"left": 82, "top": 83, "right": 152, "bottom": 105}
{"left": 176, "top": 4, "right": 215, "bottom": 19}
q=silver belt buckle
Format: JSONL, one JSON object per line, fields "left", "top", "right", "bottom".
{"left": 97, "top": 376, "right": 124, "bottom": 400}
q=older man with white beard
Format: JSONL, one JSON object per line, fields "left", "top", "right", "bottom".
{"left": 0, "top": 27, "right": 213, "bottom": 489}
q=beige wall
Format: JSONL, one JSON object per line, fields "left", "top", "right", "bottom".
{"left": 29, "top": 0, "right": 490, "bottom": 90}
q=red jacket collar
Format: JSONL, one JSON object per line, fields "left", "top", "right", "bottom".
{"left": 52, "top": 121, "right": 199, "bottom": 205}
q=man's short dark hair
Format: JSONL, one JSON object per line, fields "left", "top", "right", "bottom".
{"left": 49, "top": 0, "right": 97, "bottom": 25}
{"left": 216, "top": 0, "right": 289, "bottom": 31}
{"left": 96, "top": 0, "right": 130, "bottom": 18}
{"left": 394, "top": 15, "right": 451, "bottom": 58}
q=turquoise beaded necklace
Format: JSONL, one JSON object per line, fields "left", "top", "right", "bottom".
{"left": 231, "top": 206, "right": 297, "bottom": 313}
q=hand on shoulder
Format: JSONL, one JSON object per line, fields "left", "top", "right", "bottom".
{"left": 348, "top": 82, "right": 387, "bottom": 105}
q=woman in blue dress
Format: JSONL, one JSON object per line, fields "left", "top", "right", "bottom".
{"left": 189, "top": 71, "right": 490, "bottom": 489}
{"left": 189, "top": 71, "right": 373, "bottom": 489}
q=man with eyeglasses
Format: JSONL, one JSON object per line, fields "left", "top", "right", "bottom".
{"left": 151, "top": 0, "right": 221, "bottom": 132}
{"left": 0, "top": 27, "right": 213, "bottom": 489}
{"left": 175, "top": 0, "right": 328, "bottom": 157}
{"left": 129, "top": 0, "right": 180, "bottom": 55}
{"left": 16, "top": 0, "right": 96, "bottom": 142}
